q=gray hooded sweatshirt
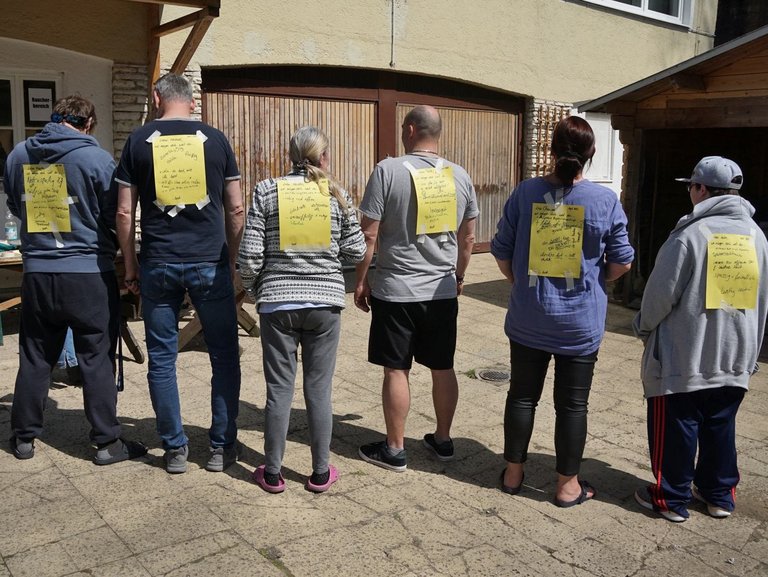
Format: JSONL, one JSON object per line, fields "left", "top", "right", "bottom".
{"left": 633, "top": 195, "right": 768, "bottom": 398}
{"left": 3, "top": 122, "right": 117, "bottom": 273}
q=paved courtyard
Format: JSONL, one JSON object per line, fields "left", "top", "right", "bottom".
{"left": 0, "top": 252, "right": 766, "bottom": 577}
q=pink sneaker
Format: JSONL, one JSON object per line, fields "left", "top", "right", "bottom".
{"left": 305, "top": 464, "right": 339, "bottom": 493}
{"left": 252, "top": 465, "right": 285, "bottom": 493}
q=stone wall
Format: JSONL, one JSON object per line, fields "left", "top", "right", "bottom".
{"left": 112, "top": 63, "right": 149, "bottom": 161}
{"left": 523, "top": 98, "right": 572, "bottom": 180}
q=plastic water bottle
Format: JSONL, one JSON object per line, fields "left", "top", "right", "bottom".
{"left": 4, "top": 211, "right": 18, "bottom": 242}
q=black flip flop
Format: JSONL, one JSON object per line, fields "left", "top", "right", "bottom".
{"left": 554, "top": 480, "right": 597, "bottom": 508}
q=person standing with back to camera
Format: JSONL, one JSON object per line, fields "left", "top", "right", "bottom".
{"left": 238, "top": 126, "right": 365, "bottom": 493}
{"left": 491, "top": 116, "right": 634, "bottom": 506}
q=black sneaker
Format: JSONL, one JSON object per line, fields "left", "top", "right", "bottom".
{"left": 422, "top": 433, "right": 454, "bottom": 461}
{"left": 358, "top": 440, "right": 407, "bottom": 472}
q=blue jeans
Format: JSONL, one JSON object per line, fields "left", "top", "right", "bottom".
{"left": 141, "top": 260, "right": 241, "bottom": 450}
{"left": 56, "top": 327, "right": 77, "bottom": 368}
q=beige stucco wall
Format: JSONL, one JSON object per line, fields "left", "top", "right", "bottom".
{"left": 0, "top": 0, "right": 148, "bottom": 64}
{"left": 160, "top": 0, "right": 718, "bottom": 103}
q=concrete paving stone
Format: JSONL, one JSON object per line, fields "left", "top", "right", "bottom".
{"left": 685, "top": 540, "right": 764, "bottom": 576}
{"left": 59, "top": 525, "right": 133, "bottom": 571}
{"left": 0, "top": 466, "right": 82, "bottom": 514}
{"left": 75, "top": 557, "right": 152, "bottom": 577}
{"left": 0, "top": 496, "right": 104, "bottom": 557}
{"left": 218, "top": 499, "right": 339, "bottom": 547}
{"left": 683, "top": 513, "right": 763, "bottom": 552}
{"left": 346, "top": 482, "right": 419, "bottom": 515}
{"left": 276, "top": 526, "right": 414, "bottom": 577}
{"left": 138, "top": 530, "right": 281, "bottom": 577}
{"left": 552, "top": 536, "right": 643, "bottom": 577}
{"left": 4, "top": 540, "right": 78, "bottom": 577}
{"left": 102, "top": 496, "right": 229, "bottom": 554}
{"left": 460, "top": 544, "right": 545, "bottom": 577}
{"left": 639, "top": 547, "right": 737, "bottom": 577}
{"left": 740, "top": 523, "right": 768, "bottom": 560}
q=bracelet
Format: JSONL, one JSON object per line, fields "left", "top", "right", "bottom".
{"left": 456, "top": 275, "right": 464, "bottom": 285}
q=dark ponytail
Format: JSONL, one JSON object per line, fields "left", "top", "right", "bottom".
{"left": 550, "top": 116, "right": 595, "bottom": 188}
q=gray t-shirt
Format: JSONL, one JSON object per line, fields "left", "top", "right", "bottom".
{"left": 359, "top": 153, "right": 479, "bottom": 302}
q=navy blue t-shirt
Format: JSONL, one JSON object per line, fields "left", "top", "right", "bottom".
{"left": 115, "top": 118, "right": 240, "bottom": 263}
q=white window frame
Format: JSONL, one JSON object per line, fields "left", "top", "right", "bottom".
{"left": 0, "top": 70, "right": 62, "bottom": 147}
{"left": 581, "top": 0, "right": 694, "bottom": 27}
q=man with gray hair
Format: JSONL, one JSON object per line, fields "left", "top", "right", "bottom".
{"left": 355, "top": 105, "right": 478, "bottom": 471}
{"left": 116, "top": 73, "right": 244, "bottom": 474}
{"left": 633, "top": 156, "right": 768, "bottom": 522}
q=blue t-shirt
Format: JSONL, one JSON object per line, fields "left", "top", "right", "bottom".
{"left": 490, "top": 177, "right": 634, "bottom": 355}
{"left": 115, "top": 118, "right": 240, "bottom": 263}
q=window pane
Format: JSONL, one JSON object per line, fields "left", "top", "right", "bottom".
{"left": 615, "top": 0, "right": 642, "bottom": 7}
{"left": 0, "top": 80, "right": 11, "bottom": 126}
{"left": 649, "top": 0, "right": 679, "bottom": 16}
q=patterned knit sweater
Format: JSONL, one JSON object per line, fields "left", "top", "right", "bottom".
{"left": 237, "top": 174, "right": 366, "bottom": 309}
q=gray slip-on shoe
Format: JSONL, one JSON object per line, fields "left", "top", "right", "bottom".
{"left": 165, "top": 445, "right": 189, "bottom": 474}
{"left": 10, "top": 436, "right": 35, "bottom": 460}
{"left": 205, "top": 443, "right": 240, "bottom": 472}
{"left": 93, "top": 438, "right": 148, "bottom": 465}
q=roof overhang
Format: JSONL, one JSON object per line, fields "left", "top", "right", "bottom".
{"left": 579, "top": 24, "right": 768, "bottom": 113}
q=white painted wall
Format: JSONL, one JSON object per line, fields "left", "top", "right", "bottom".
{"left": 0, "top": 37, "right": 114, "bottom": 154}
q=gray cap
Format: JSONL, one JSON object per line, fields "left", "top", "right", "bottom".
{"left": 676, "top": 156, "right": 743, "bottom": 190}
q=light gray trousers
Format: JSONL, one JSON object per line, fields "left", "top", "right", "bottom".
{"left": 260, "top": 307, "right": 341, "bottom": 475}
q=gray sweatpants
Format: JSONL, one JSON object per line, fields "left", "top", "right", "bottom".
{"left": 260, "top": 307, "right": 341, "bottom": 475}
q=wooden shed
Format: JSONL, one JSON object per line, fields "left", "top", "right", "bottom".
{"left": 580, "top": 25, "right": 768, "bottom": 301}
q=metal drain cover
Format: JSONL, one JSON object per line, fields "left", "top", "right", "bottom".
{"left": 476, "top": 368, "right": 510, "bottom": 383}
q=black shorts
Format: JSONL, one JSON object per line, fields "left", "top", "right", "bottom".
{"left": 368, "top": 296, "right": 458, "bottom": 370}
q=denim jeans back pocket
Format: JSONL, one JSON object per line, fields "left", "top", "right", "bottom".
{"left": 140, "top": 263, "right": 170, "bottom": 301}
{"left": 191, "top": 261, "right": 233, "bottom": 301}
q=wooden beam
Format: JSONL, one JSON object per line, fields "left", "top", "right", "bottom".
{"left": 153, "top": 5, "right": 218, "bottom": 37}
{"left": 125, "top": 0, "right": 220, "bottom": 8}
{"left": 668, "top": 73, "right": 706, "bottom": 92}
{"left": 147, "top": 4, "right": 162, "bottom": 88}
{"left": 170, "top": 13, "right": 214, "bottom": 74}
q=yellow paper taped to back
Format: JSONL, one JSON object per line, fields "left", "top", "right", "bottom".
{"left": 23, "top": 164, "right": 71, "bottom": 233}
{"left": 411, "top": 166, "right": 457, "bottom": 235}
{"left": 277, "top": 179, "right": 332, "bottom": 250}
{"left": 152, "top": 134, "right": 207, "bottom": 205}
{"left": 528, "top": 203, "right": 584, "bottom": 278}
{"left": 706, "top": 233, "right": 758, "bottom": 309}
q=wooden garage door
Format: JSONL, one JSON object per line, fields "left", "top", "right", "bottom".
{"left": 202, "top": 92, "right": 376, "bottom": 205}
{"left": 396, "top": 104, "right": 519, "bottom": 246}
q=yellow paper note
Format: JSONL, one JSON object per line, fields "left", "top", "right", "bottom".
{"left": 411, "top": 166, "right": 457, "bottom": 235}
{"left": 152, "top": 134, "right": 207, "bottom": 205}
{"left": 528, "top": 203, "right": 584, "bottom": 278}
{"left": 23, "top": 164, "right": 71, "bottom": 233}
{"left": 277, "top": 179, "right": 332, "bottom": 250}
{"left": 706, "top": 233, "right": 759, "bottom": 309}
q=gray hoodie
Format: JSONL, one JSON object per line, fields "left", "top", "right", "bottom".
{"left": 3, "top": 122, "right": 117, "bottom": 273}
{"left": 633, "top": 195, "right": 768, "bottom": 398}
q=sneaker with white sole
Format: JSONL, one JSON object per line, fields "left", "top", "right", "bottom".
{"left": 692, "top": 486, "right": 732, "bottom": 518}
{"left": 358, "top": 440, "right": 407, "bottom": 472}
{"left": 634, "top": 487, "right": 687, "bottom": 523}
{"left": 165, "top": 445, "right": 189, "bottom": 474}
{"left": 422, "top": 433, "right": 454, "bottom": 461}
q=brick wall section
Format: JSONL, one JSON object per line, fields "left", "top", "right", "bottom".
{"left": 112, "top": 63, "right": 150, "bottom": 161}
{"left": 523, "top": 98, "right": 572, "bottom": 179}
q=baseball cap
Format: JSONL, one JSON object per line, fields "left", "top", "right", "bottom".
{"left": 676, "top": 156, "right": 743, "bottom": 190}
